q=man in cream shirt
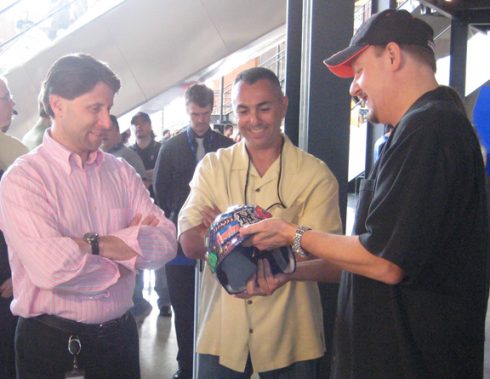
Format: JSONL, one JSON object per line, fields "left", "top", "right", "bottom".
{"left": 0, "top": 77, "right": 28, "bottom": 171}
{"left": 179, "top": 67, "right": 342, "bottom": 378}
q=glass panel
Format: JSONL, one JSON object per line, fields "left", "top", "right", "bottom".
{"left": 0, "top": 0, "right": 125, "bottom": 75}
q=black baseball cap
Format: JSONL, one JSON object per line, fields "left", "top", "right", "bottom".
{"left": 324, "top": 9, "right": 434, "bottom": 78}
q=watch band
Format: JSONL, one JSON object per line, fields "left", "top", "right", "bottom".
{"left": 292, "top": 225, "right": 311, "bottom": 257}
{"left": 83, "top": 232, "right": 100, "bottom": 255}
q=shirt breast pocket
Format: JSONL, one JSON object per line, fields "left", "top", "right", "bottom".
{"left": 272, "top": 203, "right": 303, "bottom": 224}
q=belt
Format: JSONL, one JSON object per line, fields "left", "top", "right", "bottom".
{"left": 33, "top": 311, "right": 132, "bottom": 335}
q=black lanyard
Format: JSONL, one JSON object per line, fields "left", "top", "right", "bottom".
{"left": 244, "top": 138, "right": 286, "bottom": 211}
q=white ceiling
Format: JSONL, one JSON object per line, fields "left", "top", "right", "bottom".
{"left": 6, "top": 0, "right": 286, "bottom": 138}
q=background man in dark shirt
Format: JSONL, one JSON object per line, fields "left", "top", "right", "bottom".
{"left": 154, "top": 84, "right": 233, "bottom": 379}
{"left": 130, "top": 111, "right": 172, "bottom": 318}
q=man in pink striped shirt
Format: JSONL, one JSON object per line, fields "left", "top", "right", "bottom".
{"left": 0, "top": 54, "right": 177, "bottom": 379}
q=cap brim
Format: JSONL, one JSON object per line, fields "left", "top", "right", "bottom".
{"left": 323, "top": 45, "right": 369, "bottom": 78}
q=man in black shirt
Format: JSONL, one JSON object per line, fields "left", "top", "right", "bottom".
{"left": 241, "top": 9, "right": 489, "bottom": 379}
{"left": 154, "top": 84, "right": 233, "bottom": 379}
{"left": 130, "top": 112, "right": 172, "bottom": 319}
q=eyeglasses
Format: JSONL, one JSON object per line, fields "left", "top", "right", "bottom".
{"left": 0, "top": 92, "right": 13, "bottom": 102}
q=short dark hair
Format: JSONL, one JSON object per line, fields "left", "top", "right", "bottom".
{"left": 373, "top": 44, "right": 436, "bottom": 73}
{"left": 185, "top": 84, "right": 214, "bottom": 109}
{"left": 233, "top": 67, "right": 283, "bottom": 96}
{"left": 401, "top": 44, "right": 436, "bottom": 73}
{"left": 40, "top": 53, "right": 121, "bottom": 117}
{"left": 130, "top": 111, "right": 151, "bottom": 125}
{"left": 110, "top": 114, "right": 119, "bottom": 131}
{"left": 224, "top": 124, "right": 233, "bottom": 131}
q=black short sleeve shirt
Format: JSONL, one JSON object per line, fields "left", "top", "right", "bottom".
{"left": 332, "top": 87, "right": 489, "bottom": 379}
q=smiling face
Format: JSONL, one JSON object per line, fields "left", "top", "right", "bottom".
{"left": 349, "top": 45, "right": 391, "bottom": 125}
{"left": 232, "top": 78, "right": 287, "bottom": 154}
{"left": 50, "top": 81, "right": 114, "bottom": 162}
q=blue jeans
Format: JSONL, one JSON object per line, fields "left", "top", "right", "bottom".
{"left": 133, "top": 268, "right": 171, "bottom": 308}
{"left": 197, "top": 354, "right": 319, "bottom": 379}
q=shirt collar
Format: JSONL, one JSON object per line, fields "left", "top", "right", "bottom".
{"left": 43, "top": 130, "right": 104, "bottom": 174}
{"left": 187, "top": 125, "right": 212, "bottom": 141}
{"left": 233, "top": 134, "right": 294, "bottom": 171}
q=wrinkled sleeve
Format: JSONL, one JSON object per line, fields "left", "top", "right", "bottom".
{"left": 358, "top": 111, "right": 462, "bottom": 281}
{"left": 109, "top": 161, "right": 177, "bottom": 270}
{"left": 0, "top": 166, "right": 120, "bottom": 295}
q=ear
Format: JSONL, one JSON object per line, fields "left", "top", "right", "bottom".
{"left": 49, "top": 94, "right": 65, "bottom": 118}
{"left": 385, "top": 42, "right": 402, "bottom": 71}
{"left": 281, "top": 95, "right": 289, "bottom": 117}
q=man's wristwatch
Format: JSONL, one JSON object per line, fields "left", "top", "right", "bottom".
{"left": 83, "top": 232, "right": 100, "bottom": 255}
{"left": 292, "top": 225, "right": 312, "bottom": 257}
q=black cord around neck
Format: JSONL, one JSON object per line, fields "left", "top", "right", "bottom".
{"left": 244, "top": 138, "right": 286, "bottom": 211}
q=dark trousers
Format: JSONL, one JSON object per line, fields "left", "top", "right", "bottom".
{"left": 0, "top": 297, "right": 17, "bottom": 379}
{"left": 166, "top": 264, "right": 195, "bottom": 374}
{"left": 15, "top": 312, "right": 140, "bottom": 379}
{"left": 198, "top": 354, "right": 320, "bottom": 379}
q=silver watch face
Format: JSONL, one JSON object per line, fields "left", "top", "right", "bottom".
{"left": 84, "top": 232, "right": 99, "bottom": 243}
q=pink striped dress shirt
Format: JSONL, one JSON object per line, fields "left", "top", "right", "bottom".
{"left": 0, "top": 132, "right": 177, "bottom": 323}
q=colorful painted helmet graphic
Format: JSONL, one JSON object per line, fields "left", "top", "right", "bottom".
{"left": 206, "top": 205, "right": 295, "bottom": 294}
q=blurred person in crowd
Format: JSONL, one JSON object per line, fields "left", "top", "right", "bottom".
{"left": 131, "top": 112, "right": 172, "bottom": 318}
{"left": 101, "top": 115, "right": 149, "bottom": 187}
{"left": 223, "top": 124, "right": 234, "bottom": 139}
{"left": 154, "top": 83, "right": 233, "bottom": 379}
{"left": 0, "top": 77, "right": 28, "bottom": 171}
{"left": 162, "top": 128, "right": 171, "bottom": 141}
{"left": 22, "top": 101, "right": 52, "bottom": 151}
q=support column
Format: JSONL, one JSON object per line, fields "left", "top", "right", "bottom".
{"left": 299, "top": 0, "right": 353, "bottom": 227}
{"left": 284, "top": 0, "right": 303, "bottom": 146}
{"left": 449, "top": 18, "right": 468, "bottom": 96}
{"left": 294, "top": 1, "right": 353, "bottom": 377}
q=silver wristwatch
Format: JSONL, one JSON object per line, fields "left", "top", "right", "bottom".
{"left": 83, "top": 232, "right": 100, "bottom": 255}
{"left": 292, "top": 225, "right": 311, "bottom": 257}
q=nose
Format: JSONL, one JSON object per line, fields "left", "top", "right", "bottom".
{"left": 99, "top": 110, "right": 112, "bottom": 129}
{"left": 349, "top": 79, "right": 360, "bottom": 98}
{"left": 248, "top": 110, "right": 259, "bottom": 127}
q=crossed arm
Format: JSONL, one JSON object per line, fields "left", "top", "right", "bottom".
{"left": 179, "top": 205, "right": 221, "bottom": 260}
{"left": 73, "top": 213, "right": 160, "bottom": 261}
